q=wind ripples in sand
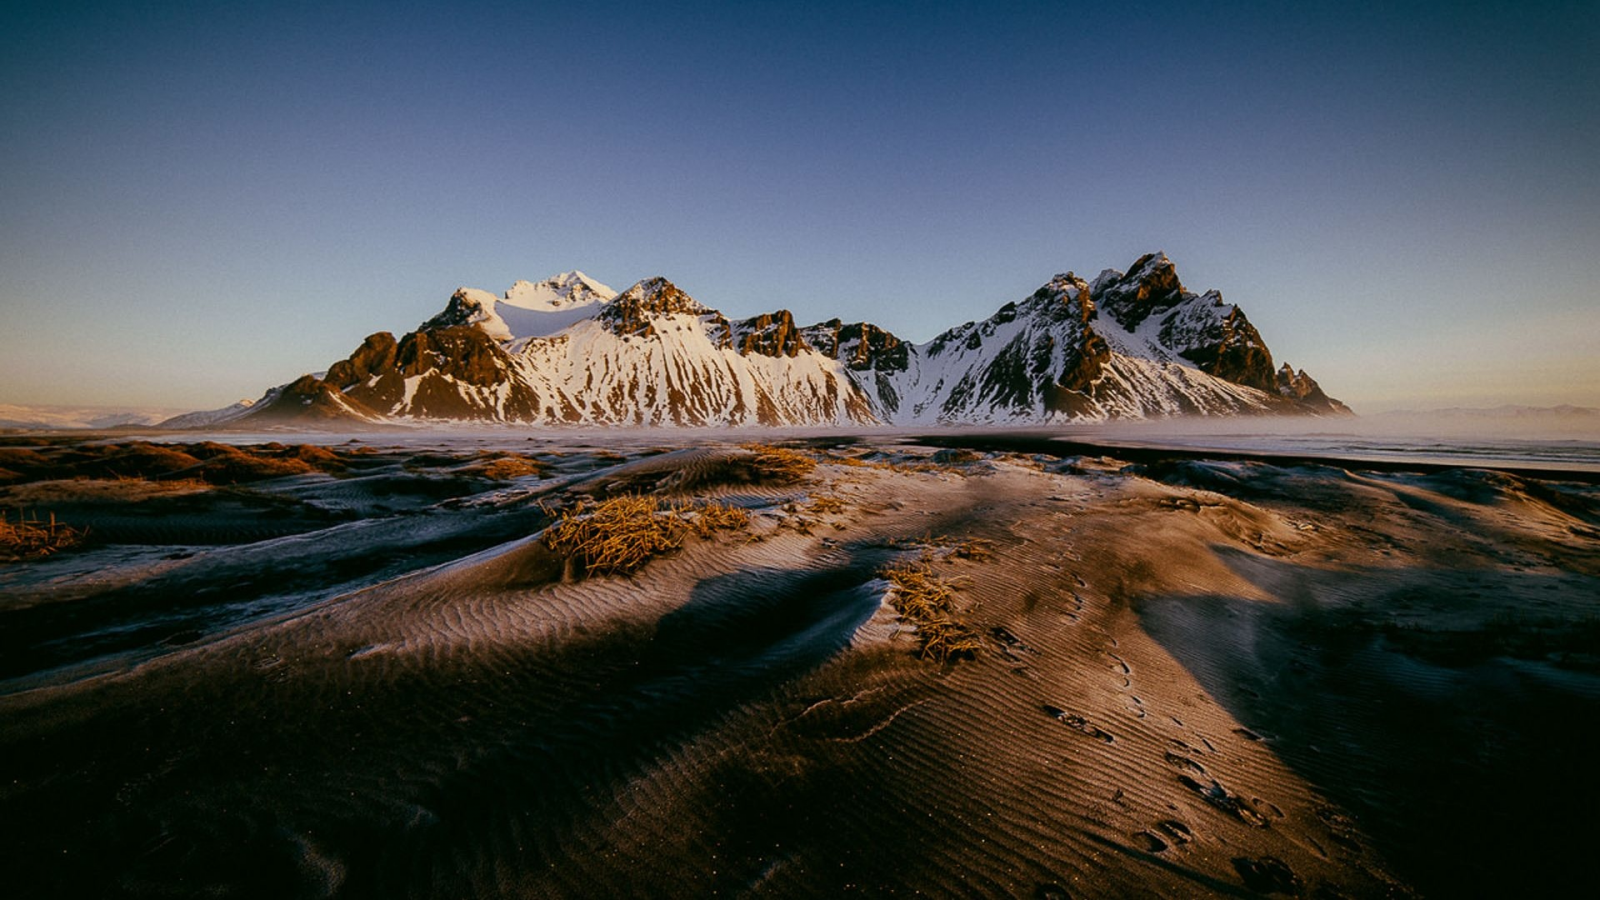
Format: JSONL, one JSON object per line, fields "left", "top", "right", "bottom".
{"left": 1, "top": 436, "right": 1596, "bottom": 897}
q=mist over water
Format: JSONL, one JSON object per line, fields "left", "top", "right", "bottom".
{"left": 1066, "top": 408, "right": 1600, "bottom": 472}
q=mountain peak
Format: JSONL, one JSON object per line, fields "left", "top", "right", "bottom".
{"left": 599, "top": 277, "right": 711, "bottom": 337}
{"left": 1129, "top": 250, "right": 1173, "bottom": 276}
{"left": 1094, "top": 251, "right": 1189, "bottom": 331}
{"left": 612, "top": 277, "right": 708, "bottom": 315}
{"left": 503, "top": 271, "right": 616, "bottom": 310}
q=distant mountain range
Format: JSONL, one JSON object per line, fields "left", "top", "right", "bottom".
{"left": 0, "top": 404, "right": 190, "bottom": 431}
{"left": 165, "top": 253, "right": 1351, "bottom": 429}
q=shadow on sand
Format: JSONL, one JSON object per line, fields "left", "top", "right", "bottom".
{"left": 1136, "top": 546, "right": 1600, "bottom": 897}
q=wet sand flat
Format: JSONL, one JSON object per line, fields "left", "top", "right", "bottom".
{"left": 2, "top": 433, "right": 1597, "bottom": 897}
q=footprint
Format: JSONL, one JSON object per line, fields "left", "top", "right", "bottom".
{"left": 1178, "top": 775, "right": 1269, "bottom": 828}
{"left": 1042, "top": 704, "right": 1116, "bottom": 743}
{"left": 991, "top": 625, "right": 1033, "bottom": 655}
{"left": 1133, "top": 830, "right": 1169, "bottom": 853}
{"left": 1231, "top": 856, "right": 1302, "bottom": 895}
{"left": 1164, "top": 752, "right": 1208, "bottom": 776}
{"left": 1155, "top": 819, "right": 1194, "bottom": 845}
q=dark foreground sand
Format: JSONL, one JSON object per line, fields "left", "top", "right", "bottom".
{"left": 2, "top": 433, "right": 1597, "bottom": 898}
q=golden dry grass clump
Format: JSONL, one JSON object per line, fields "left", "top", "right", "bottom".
{"left": 738, "top": 444, "right": 818, "bottom": 484}
{"left": 686, "top": 501, "right": 750, "bottom": 537}
{"left": 807, "top": 494, "right": 848, "bottom": 515}
{"left": 881, "top": 563, "right": 982, "bottom": 663}
{"left": 544, "top": 496, "right": 749, "bottom": 576}
{"left": 0, "top": 510, "right": 84, "bottom": 561}
{"left": 545, "top": 495, "right": 679, "bottom": 575}
{"left": 477, "top": 456, "right": 548, "bottom": 481}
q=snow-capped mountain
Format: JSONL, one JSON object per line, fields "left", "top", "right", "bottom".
{"left": 166, "top": 254, "right": 1348, "bottom": 429}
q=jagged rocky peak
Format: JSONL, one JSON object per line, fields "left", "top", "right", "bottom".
{"left": 731, "top": 310, "right": 806, "bottom": 358}
{"left": 615, "top": 277, "right": 707, "bottom": 314}
{"left": 1094, "top": 251, "right": 1189, "bottom": 330}
{"left": 802, "top": 319, "right": 910, "bottom": 372}
{"left": 600, "top": 277, "right": 711, "bottom": 337}
{"left": 423, "top": 288, "right": 499, "bottom": 332}
{"left": 1277, "top": 363, "right": 1350, "bottom": 413}
{"left": 1023, "top": 272, "right": 1095, "bottom": 324}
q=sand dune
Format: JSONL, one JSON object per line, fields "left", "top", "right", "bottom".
{"left": 2, "top": 435, "right": 1596, "bottom": 897}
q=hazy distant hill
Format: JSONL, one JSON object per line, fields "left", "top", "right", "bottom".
{"left": 167, "top": 254, "right": 1349, "bottom": 429}
{"left": 0, "top": 404, "right": 190, "bottom": 430}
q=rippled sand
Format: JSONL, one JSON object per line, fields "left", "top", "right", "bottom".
{"left": 2, "top": 434, "right": 1597, "bottom": 897}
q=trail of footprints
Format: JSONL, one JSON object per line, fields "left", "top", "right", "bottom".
{"left": 1027, "top": 568, "right": 1323, "bottom": 897}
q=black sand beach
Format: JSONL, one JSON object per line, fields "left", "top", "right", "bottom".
{"left": 2, "top": 433, "right": 1596, "bottom": 897}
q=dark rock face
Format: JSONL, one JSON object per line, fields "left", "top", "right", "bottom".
{"left": 1091, "top": 255, "right": 1281, "bottom": 393}
{"left": 422, "top": 289, "right": 488, "bottom": 331}
{"left": 803, "top": 319, "right": 911, "bottom": 373}
{"left": 1097, "top": 253, "right": 1187, "bottom": 330}
{"left": 317, "top": 326, "right": 527, "bottom": 421}
{"left": 1040, "top": 331, "right": 1111, "bottom": 418}
{"left": 394, "top": 327, "right": 508, "bottom": 387}
{"left": 733, "top": 311, "right": 806, "bottom": 358}
{"left": 325, "top": 333, "right": 399, "bottom": 389}
{"left": 1172, "top": 306, "right": 1278, "bottom": 391}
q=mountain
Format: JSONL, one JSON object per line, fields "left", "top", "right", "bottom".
{"left": 166, "top": 256, "right": 1349, "bottom": 429}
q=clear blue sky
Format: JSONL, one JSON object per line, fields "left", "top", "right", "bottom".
{"left": 2, "top": 0, "right": 1595, "bottom": 413}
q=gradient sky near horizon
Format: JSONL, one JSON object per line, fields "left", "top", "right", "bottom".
{"left": 2, "top": 0, "right": 1595, "bottom": 414}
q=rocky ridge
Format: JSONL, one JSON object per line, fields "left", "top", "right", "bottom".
{"left": 170, "top": 254, "right": 1349, "bottom": 428}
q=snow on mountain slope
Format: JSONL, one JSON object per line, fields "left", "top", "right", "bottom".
{"left": 424, "top": 272, "right": 616, "bottom": 343}
{"left": 156, "top": 399, "right": 256, "bottom": 430}
{"left": 194, "top": 254, "right": 1348, "bottom": 429}
{"left": 862, "top": 268, "right": 1279, "bottom": 423}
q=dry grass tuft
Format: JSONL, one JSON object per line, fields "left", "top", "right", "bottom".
{"left": 0, "top": 510, "right": 85, "bottom": 561}
{"left": 738, "top": 444, "right": 818, "bottom": 484}
{"left": 478, "top": 456, "right": 547, "bottom": 481}
{"left": 545, "top": 495, "right": 682, "bottom": 575}
{"left": 944, "top": 537, "right": 996, "bottom": 561}
{"left": 881, "top": 563, "right": 982, "bottom": 663}
{"left": 686, "top": 501, "right": 750, "bottom": 537}
{"left": 807, "top": 495, "right": 848, "bottom": 515}
{"left": 544, "top": 496, "right": 749, "bottom": 576}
